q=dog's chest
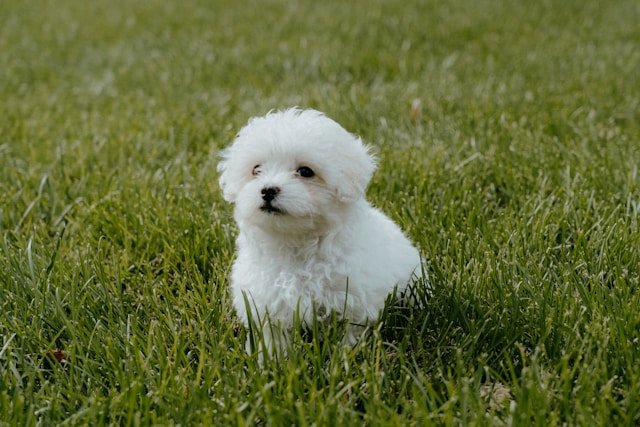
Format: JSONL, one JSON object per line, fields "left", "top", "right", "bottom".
{"left": 268, "top": 251, "right": 344, "bottom": 291}
{"left": 240, "top": 240, "right": 349, "bottom": 294}
{"left": 232, "top": 234, "right": 375, "bottom": 324}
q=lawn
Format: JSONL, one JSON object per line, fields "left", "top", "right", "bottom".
{"left": 1, "top": 0, "right": 639, "bottom": 424}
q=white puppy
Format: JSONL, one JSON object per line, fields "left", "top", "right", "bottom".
{"left": 218, "top": 108, "right": 424, "bottom": 354}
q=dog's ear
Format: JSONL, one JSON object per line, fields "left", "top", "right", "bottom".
{"left": 334, "top": 138, "right": 377, "bottom": 203}
{"left": 217, "top": 147, "right": 240, "bottom": 203}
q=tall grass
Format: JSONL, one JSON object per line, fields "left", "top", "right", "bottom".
{"left": 1, "top": 0, "right": 639, "bottom": 424}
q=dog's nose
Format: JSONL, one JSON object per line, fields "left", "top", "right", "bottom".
{"left": 261, "top": 186, "right": 280, "bottom": 202}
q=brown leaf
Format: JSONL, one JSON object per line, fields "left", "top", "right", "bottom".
{"left": 409, "top": 98, "right": 422, "bottom": 124}
{"left": 46, "top": 349, "right": 70, "bottom": 364}
{"left": 480, "top": 381, "right": 512, "bottom": 410}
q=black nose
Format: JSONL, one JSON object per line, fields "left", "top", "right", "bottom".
{"left": 261, "top": 186, "right": 280, "bottom": 202}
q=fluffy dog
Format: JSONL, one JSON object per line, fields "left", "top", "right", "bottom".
{"left": 218, "top": 108, "right": 424, "bottom": 354}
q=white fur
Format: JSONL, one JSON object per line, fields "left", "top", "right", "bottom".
{"left": 218, "top": 108, "right": 424, "bottom": 354}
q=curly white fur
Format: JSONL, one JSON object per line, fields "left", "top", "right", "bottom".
{"left": 218, "top": 108, "right": 424, "bottom": 354}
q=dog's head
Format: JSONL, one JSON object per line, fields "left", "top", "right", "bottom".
{"left": 218, "top": 108, "right": 376, "bottom": 234}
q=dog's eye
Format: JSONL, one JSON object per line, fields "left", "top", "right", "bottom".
{"left": 252, "top": 165, "right": 261, "bottom": 176}
{"left": 296, "top": 166, "right": 315, "bottom": 178}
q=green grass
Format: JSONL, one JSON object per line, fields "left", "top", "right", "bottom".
{"left": 1, "top": 0, "right": 639, "bottom": 424}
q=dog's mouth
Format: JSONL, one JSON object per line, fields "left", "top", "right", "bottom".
{"left": 260, "top": 203, "right": 284, "bottom": 215}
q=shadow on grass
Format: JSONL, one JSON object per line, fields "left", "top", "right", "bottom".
{"left": 378, "top": 270, "right": 537, "bottom": 379}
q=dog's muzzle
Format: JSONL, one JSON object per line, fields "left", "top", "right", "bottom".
{"left": 260, "top": 186, "right": 282, "bottom": 214}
